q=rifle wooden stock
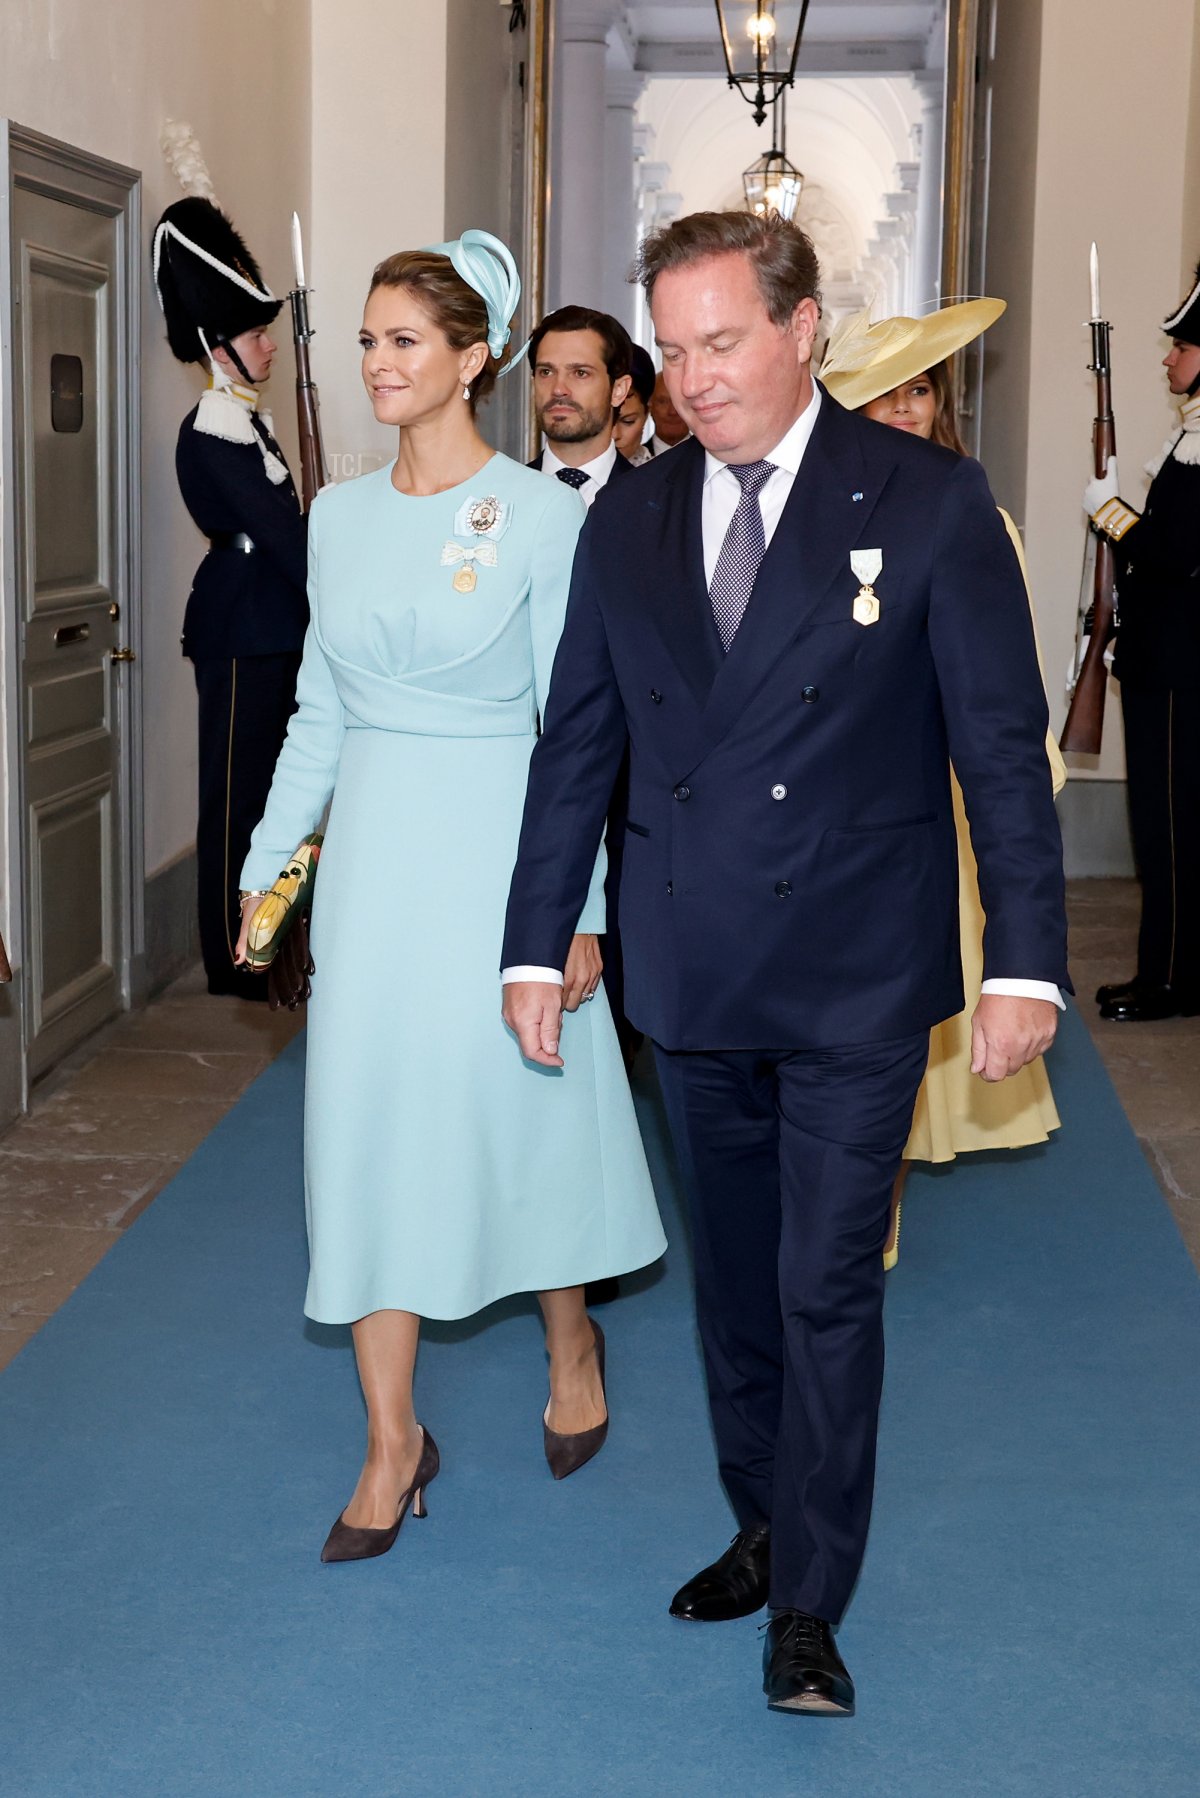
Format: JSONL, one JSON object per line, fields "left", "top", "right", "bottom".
{"left": 290, "top": 287, "right": 327, "bottom": 514}
{"left": 1060, "top": 322, "right": 1117, "bottom": 755}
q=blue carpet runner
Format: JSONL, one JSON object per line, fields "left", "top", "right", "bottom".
{"left": 2, "top": 1005, "right": 1198, "bottom": 1796}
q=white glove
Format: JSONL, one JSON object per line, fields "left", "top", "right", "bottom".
{"left": 1083, "top": 461, "right": 1120, "bottom": 515}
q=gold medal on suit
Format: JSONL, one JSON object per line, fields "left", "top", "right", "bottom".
{"left": 850, "top": 548, "right": 883, "bottom": 626}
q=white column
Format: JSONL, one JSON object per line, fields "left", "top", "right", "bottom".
{"left": 553, "top": 2, "right": 622, "bottom": 310}
{"left": 911, "top": 72, "right": 945, "bottom": 312}
{"left": 633, "top": 149, "right": 667, "bottom": 350}
{"left": 890, "top": 165, "right": 920, "bottom": 311}
{"left": 602, "top": 71, "right": 646, "bottom": 330}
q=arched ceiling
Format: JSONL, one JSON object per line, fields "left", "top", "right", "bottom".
{"left": 568, "top": 0, "right": 947, "bottom": 79}
{"left": 637, "top": 73, "right": 924, "bottom": 303}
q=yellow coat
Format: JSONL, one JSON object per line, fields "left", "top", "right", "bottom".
{"left": 904, "top": 511, "right": 1066, "bottom": 1162}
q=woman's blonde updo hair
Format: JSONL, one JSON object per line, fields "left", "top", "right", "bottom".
{"left": 367, "top": 250, "right": 509, "bottom": 409}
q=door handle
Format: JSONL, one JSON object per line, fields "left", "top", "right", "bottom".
{"left": 109, "top": 647, "right": 137, "bottom": 663}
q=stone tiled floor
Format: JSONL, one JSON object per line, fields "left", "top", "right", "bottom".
{"left": 0, "top": 879, "right": 1195, "bottom": 1373}
{"left": 0, "top": 967, "right": 303, "bottom": 1371}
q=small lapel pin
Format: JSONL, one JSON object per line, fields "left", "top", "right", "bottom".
{"left": 851, "top": 490, "right": 864, "bottom": 502}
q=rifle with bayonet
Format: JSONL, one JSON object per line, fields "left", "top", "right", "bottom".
{"left": 288, "top": 212, "right": 328, "bottom": 514}
{"left": 1061, "top": 242, "right": 1118, "bottom": 755}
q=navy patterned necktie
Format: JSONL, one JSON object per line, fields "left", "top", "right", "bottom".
{"left": 709, "top": 460, "right": 777, "bottom": 650}
{"left": 556, "top": 467, "right": 590, "bottom": 490}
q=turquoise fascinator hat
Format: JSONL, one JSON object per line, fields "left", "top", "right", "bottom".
{"left": 423, "top": 228, "right": 529, "bottom": 375}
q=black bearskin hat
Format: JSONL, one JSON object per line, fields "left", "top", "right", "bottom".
{"left": 1163, "top": 259, "right": 1200, "bottom": 351}
{"left": 152, "top": 196, "right": 281, "bottom": 365}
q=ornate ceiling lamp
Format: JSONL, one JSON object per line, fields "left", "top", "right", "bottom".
{"left": 714, "top": 1, "right": 812, "bottom": 127}
{"left": 742, "top": 90, "right": 803, "bottom": 220}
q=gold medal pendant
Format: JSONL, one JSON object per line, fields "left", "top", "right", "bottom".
{"left": 852, "top": 585, "right": 880, "bottom": 627}
{"left": 452, "top": 565, "right": 478, "bottom": 595}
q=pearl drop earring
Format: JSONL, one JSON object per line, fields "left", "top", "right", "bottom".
{"left": 462, "top": 383, "right": 471, "bottom": 402}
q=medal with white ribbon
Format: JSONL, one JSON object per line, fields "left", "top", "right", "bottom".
{"left": 441, "top": 538, "right": 498, "bottom": 594}
{"left": 850, "top": 548, "right": 882, "bottom": 626}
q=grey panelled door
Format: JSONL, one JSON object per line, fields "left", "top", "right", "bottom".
{"left": 12, "top": 181, "right": 131, "bottom": 1076}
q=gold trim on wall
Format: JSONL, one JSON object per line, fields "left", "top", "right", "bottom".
{"left": 942, "top": 0, "right": 996, "bottom": 456}
{"left": 942, "top": 0, "right": 979, "bottom": 314}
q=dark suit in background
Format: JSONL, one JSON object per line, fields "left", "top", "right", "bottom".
{"left": 505, "top": 394, "right": 1069, "bottom": 1621}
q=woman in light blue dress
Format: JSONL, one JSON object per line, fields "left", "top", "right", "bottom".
{"left": 236, "top": 233, "right": 665, "bottom": 1560}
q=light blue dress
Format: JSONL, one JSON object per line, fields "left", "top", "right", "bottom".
{"left": 241, "top": 453, "right": 666, "bottom": 1322}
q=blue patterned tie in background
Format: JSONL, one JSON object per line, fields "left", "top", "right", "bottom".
{"left": 555, "top": 467, "right": 590, "bottom": 490}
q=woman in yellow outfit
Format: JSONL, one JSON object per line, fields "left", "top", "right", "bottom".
{"left": 822, "top": 300, "right": 1066, "bottom": 1269}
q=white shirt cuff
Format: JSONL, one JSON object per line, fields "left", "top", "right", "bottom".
{"left": 501, "top": 965, "right": 564, "bottom": 986}
{"left": 980, "top": 978, "right": 1065, "bottom": 1010}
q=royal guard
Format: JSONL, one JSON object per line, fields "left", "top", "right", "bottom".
{"left": 1090, "top": 260, "right": 1200, "bottom": 1021}
{"left": 152, "top": 132, "right": 309, "bottom": 999}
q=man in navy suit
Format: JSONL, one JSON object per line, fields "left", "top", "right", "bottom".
{"left": 502, "top": 212, "right": 1068, "bottom": 1716}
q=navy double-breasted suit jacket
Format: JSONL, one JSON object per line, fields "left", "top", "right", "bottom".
{"left": 503, "top": 389, "right": 1070, "bottom": 1051}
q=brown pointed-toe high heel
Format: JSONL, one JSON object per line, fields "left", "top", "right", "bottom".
{"left": 320, "top": 1427, "right": 440, "bottom": 1563}
{"left": 543, "top": 1319, "right": 608, "bottom": 1480}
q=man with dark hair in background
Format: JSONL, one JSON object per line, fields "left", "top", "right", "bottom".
{"left": 527, "top": 304, "right": 635, "bottom": 505}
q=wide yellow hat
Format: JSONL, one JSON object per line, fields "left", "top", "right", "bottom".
{"left": 819, "top": 297, "right": 1006, "bottom": 410}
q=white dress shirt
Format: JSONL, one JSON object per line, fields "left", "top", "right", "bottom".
{"left": 541, "top": 438, "right": 618, "bottom": 509}
{"left": 505, "top": 382, "right": 1061, "bottom": 1008}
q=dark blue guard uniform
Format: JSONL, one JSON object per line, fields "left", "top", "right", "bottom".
{"left": 1094, "top": 260, "right": 1200, "bottom": 1021}
{"left": 176, "top": 393, "right": 308, "bottom": 995}
{"left": 152, "top": 194, "right": 309, "bottom": 998}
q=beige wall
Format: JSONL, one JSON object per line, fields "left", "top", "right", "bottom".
{"left": 444, "top": 0, "right": 517, "bottom": 239}
{"left": 307, "top": 0, "right": 524, "bottom": 478}
{"left": 1, "top": 0, "right": 311, "bottom": 880}
{"left": 309, "top": 0, "right": 448, "bottom": 478}
{"left": 1185, "top": 6, "right": 1200, "bottom": 289}
{"left": 985, "top": 0, "right": 1199, "bottom": 783}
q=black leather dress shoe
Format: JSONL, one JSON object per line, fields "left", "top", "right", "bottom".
{"left": 1099, "top": 982, "right": 1200, "bottom": 1022}
{"left": 669, "top": 1526, "right": 770, "bottom": 1622}
{"left": 1095, "top": 976, "right": 1139, "bottom": 1006}
{"left": 762, "top": 1610, "right": 855, "bottom": 1715}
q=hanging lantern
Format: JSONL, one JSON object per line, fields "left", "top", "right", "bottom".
{"left": 742, "top": 91, "right": 804, "bottom": 220}
{"left": 714, "top": 1, "right": 811, "bottom": 127}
